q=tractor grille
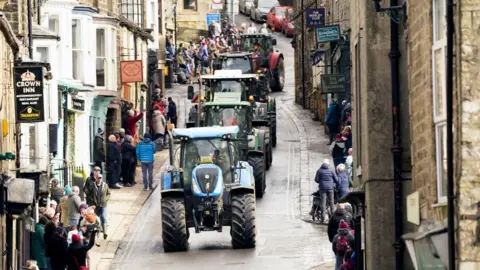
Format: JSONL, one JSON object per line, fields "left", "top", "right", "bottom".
{"left": 195, "top": 168, "right": 219, "bottom": 193}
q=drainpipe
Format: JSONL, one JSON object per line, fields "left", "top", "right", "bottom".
{"left": 37, "top": 1, "right": 41, "bottom": 25}
{"left": 27, "top": 0, "right": 33, "bottom": 59}
{"left": 388, "top": 0, "right": 404, "bottom": 269}
{"left": 446, "top": 0, "right": 455, "bottom": 268}
{"left": 134, "top": 34, "right": 138, "bottom": 109}
{"left": 301, "top": 0, "right": 306, "bottom": 109}
{"left": 63, "top": 93, "right": 68, "bottom": 183}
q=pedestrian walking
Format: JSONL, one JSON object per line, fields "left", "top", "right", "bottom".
{"left": 50, "top": 179, "right": 64, "bottom": 204}
{"left": 31, "top": 216, "right": 49, "bottom": 270}
{"left": 326, "top": 100, "right": 341, "bottom": 145}
{"left": 58, "top": 186, "right": 72, "bottom": 227}
{"left": 121, "top": 135, "right": 136, "bottom": 187}
{"left": 340, "top": 249, "right": 354, "bottom": 270}
{"left": 331, "top": 134, "right": 347, "bottom": 168}
{"left": 332, "top": 220, "right": 355, "bottom": 270}
{"left": 152, "top": 108, "right": 167, "bottom": 143}
{"left": 66, "top": 232, "right": 98, "bottom": 270}
{"left": 136, "top": 133, "right": 156, "bottom": 190}
{"left": 314, "top": 159, "right": 338, "bottom": 222}
{"left": 327, "top": 203, "right": 353, "bottom": 242}
{"left": 67, "top": 186, "right": 82, "bottom": 227}
{"left": 83, "top": 166, "right": 101, "bottom": 205}
{"left": 93, "top": 128, "right": 106, "bottom": 171}
{"left": 167, "top": 97, "right": 177, "bottom": 128}
{"left": 86, "top": 174, "right": 110, "bottom": 239}
{"left": 107, "top": 134, "right": 122, "bottom": 189}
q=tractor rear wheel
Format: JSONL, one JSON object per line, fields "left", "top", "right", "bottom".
{"left": 265, "top": 143, "right": 272, "bottom": 170}
{"left": 231, "top": 193, "right": 256, "bottom": 249}
{"left": 161, "top": 197, "right": 188, "bottom": 252}
{"left": 271, "top": 57, "right": 285, "bottom": 92}
{"left": 248, "top": 155, "right": 266, "bottom": 198}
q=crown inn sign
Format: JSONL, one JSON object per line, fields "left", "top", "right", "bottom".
{"left": 14, "top": 66, "right": 45, "bottom": 123}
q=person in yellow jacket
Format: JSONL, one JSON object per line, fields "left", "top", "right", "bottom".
{"left": 58, "top": 186, "right": 72, "bottom": 226}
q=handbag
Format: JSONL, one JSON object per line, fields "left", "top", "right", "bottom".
{"left": 74, "top": 256, "right": 88, "bottom": 270}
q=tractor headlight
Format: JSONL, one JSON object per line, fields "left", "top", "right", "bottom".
{"left": 234, "top": 172, "right": 239, "bottom": 183}
{"left": 192, "top": 179, "right": 201, "bottom": 194}
{"left": 248, "top": 135, "right": 255, "bottom": 148}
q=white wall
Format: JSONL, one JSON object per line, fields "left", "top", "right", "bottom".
{"left": 146, "top": 0, "right": 159, "bottom": 50}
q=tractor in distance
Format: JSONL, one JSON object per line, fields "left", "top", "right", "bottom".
{"left": 232, "top": 33, "right": 285, "bottom": 92}
{"left": 160, "top": 126, "right": 257, "bottom": 252}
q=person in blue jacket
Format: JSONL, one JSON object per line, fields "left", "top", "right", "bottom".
{"left": 326, "top": 100, "right": 342, "bottom": 145}
{"left": 136, "top": 133, "right": 156, "bottom": 190}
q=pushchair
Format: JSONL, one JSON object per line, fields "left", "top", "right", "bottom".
{"left": 309, "top": 190, "right": 333, "bottom": 223}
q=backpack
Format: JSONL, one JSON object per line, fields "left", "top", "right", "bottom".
{"left": 335, "top": 234, "right": 351, "bottom": 256}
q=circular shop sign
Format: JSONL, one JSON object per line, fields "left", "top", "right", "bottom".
{"left": 123, "top": 62, "right": 142, "bottom": 77}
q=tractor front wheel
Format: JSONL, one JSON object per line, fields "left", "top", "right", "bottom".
{"left": 270, "top": 57, "right": 285, "bottom": 92}
{"left": 161, "top": 197, "right": 188, "bottom": 252}
{"left": 248, "top": 155, "right": 266, "bottom": 198}
{"left": 231, "top": 193, "right": 256, "bottom": 249}
{"left": 265, "top": 143, "right": 272, "bottom": 170}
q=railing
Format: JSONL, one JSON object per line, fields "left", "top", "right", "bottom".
{"left": 52, "top": 164, "right": 87, "bottom": 188}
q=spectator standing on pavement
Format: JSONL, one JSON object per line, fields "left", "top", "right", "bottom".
{"left": 118, "top": 128, "right": 126, "bottom": 144}
{"left": 326, "top": 100, "right": 341, "bottom": 145}
{"left": 125, "top": 109, "right": 144, "bottom": 138}
{"left": 336, "top": 164, "right": 351, "bottom": 199}
{"left": 67, "top": 186, "right": 82, "bottom": 227}
{"left": 83, "top": 166, "right": 101, "bottom": 205}
{"left": 31, "top": 215, "right": 48, "bottom": 270}
{"left": 121, "top": 135, "right": 136, "bottom": 187}
{"left": 93, "top": 128, "right": 106, "bottom": 171}
{"left": 152, "top": 108, "right": 167, "bottom": 142}
{"left": 327, "top": 203, "right": 353, "bottom": 242}
{"left": 58, "top": 186, "right": 72, "bottom": 226}
{"left": 341, "top": 102, "right": 352, "bottom": 127}
{"left": 332, "top": 220, "right": 355, "bottom": 270}
{"left": 66, "top": 232, "right": 97, "bottom": 270}
{"left": 331, "top": 134, "right": 347, "bottom": 168}
{"left": 86, "top": 174, "right": 111, "bottom": 239}
{"left": 345, "top": 148, "right": 353, "bottom": 184}
{"left": 136, "top": 133, "right": 156, "bottom": 191}
{"left": 107, "top": 134, "right": 122, "bottom": 189}
{"left": 48, "top": 226, "right": 68, "bottom": 270}
{"left": 260, "top": 23, "right": 270, "bottom": 34}
{"left": 50, "top": 179, "right": 64, "bottom": 204}
{"left": 314, "top": 159, "right": 338, "bottom": 222}
{"left": 247, "top": 22, "right": 257, "bottom": 34}
{"left": 167, "top": 97, "right": 178, "bottom": 128}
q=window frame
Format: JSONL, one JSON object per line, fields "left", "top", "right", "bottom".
{"left": 432, "top": 0, "right": 447, "bottom": 202}
{"left": 72, "top": 18, "right": 83, "bottom": 81}
{"left": 95, "top": 27, "right": 107, "bottom": 88}
{"left": 48, "top": 15, "right": 59, "bottom": 34}
{"left": 183, "top": 0, "right": 198, "bottom": 10}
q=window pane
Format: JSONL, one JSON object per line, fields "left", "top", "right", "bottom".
{"left": 434, "top": 48, "right": 444, "bottom": 117}
{"left": 36, "top": 47, "right": 48, "bottom": 62}
{"left": 96, "top": 58, "right": 105, "bottom": 87}
{"left": 48, "top": 17, "right": 59, "bottom": 34}
{"left": 72, "top": 19, "right": 80, "bottom": 49}
{"left": 434, "top": 0, "right": 445, "bottom": 41}
{"left": 184, "top": 0, "right": 196, "bottom": 10}
{"left": 73, "top": 50, "right": 82, "bottom": 80}
{"left": 436, "top": 124, "right": 447, "bottom": 198}
{"left": 96, "top": 29, "right": 106, "bottom": 57}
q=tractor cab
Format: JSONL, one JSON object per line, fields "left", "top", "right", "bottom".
{"left": 238, "top": 33, "right": 277, "bottom": 67}
{"left": 193, "top": 70, "right": 258, "bottom": 102}
{"left": 214, "top": 52, "right": 255, "bottom": 74}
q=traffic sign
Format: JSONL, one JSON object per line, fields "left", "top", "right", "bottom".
{"left": 206, "top": 13, "right": 221, "bottom": 25}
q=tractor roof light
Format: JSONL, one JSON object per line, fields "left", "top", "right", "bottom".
{"left": 200, "top": 96, "right": 205, "bottom": 102}
{"left": 248, "top": 95, "right": 255, "bottom": 102}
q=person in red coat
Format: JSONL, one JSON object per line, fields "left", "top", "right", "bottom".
{"left": 125, "top": 109, "right": 144, "bottom": 137}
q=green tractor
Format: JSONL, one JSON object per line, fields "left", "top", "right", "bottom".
{"left": 187, "top": 71, "right": 274, "bottom": 198}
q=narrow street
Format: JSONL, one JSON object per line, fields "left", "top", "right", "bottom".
{"left": 109, "top": 14, "right": 334, "bottom": 270}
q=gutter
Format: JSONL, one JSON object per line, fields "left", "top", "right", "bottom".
{"left": 0, "top": 12, "right": 22, "bottom": 59}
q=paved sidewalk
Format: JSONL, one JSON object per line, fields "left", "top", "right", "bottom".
{"left": 309, "top": 261, "right": 336, "bottom": 269}
{"left": 89, "top": 151, "right": 169, "bottom": 270}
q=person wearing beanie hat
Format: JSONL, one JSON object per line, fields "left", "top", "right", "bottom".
{"left": 94, "top": 128, "right": 106, "bottom": 171}
{"left": 66, "top": 230, "right": 98, "bottom": 270}
{"left": 314, "top": 159, "right": 338, "bottom": 223}
{"left": 136, "top": 131, "right": 156, "bottom": 190}
{"left": 332, "top": 219, "right": 355, "bottom": 270}
{"left": 327, "top": 203, "right": 353, "bottom": 243}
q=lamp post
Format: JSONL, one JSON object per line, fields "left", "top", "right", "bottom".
{"left": 173, "top": 4, "right": 177, "bottom": 49}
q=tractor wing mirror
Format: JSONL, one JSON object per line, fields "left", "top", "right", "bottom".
{"left": 187, "top": 85, "right": 194, "bottom": 99}
{"left": 271, "top": 38, "right": 277, "bottom": 46}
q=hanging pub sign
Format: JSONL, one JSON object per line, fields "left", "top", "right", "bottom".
{"left": 72, "top": 98, "right": 85, "bottom": 111}
{"left": 316, "top": 24, "right": 341, "bottom": 43}
{"left": 14, "top": 66, "right": 45, "bottom": 123}
{"left": 321, "top": 73, "right": 346, "bottom": 93}
{"left": 306, "top": 8, "right": 325, "bottom": 27}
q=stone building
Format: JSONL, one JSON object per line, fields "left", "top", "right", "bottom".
{"left": 404, "top": 0, "right": 480, "bottom": 268}
{"left": 175, "top": 0, "right": 217, "bottom": 41}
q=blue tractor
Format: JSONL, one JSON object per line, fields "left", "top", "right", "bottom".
{"left": 161, "top": 126, "right": 257, "bottom": 252}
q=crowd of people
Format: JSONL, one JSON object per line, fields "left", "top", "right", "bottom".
{"left": 164, "top": 20, "right": 272, "bottom": 85}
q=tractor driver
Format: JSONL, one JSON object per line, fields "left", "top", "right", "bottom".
{"left": 253, "top": 41, "right": 264, "bottom": 56}
{"left": 221, "top": 109, "right": 238, "bottom": 126}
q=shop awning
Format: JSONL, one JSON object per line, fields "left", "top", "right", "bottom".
{"left": 58, "top": 78, "right": 84, "bottom": 92}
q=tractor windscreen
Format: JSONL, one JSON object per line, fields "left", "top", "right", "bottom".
{"left": 205, "top": 107, "right": 249, "bottom": 133}
{"left": 182, "top": 139, "right": 234, "bottom": 183}
{"left": 210, "top": 80, "right": 246, "bottom": 93}
{"left": 221, "top": 57, "right": 252, "bottom": 73}
{"left": 240, "top": 37, "right": 270, "bottom": 53}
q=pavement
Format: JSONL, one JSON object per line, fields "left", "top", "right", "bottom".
{"left": 90, "top": 13, "right": 336, "bottom": 270}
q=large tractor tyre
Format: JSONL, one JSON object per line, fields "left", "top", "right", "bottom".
{"left": 248, "top": 155, "right": 266, "bottom": 198}
{"left": 231, "top": 193, "right": 257, "bottom": 249}
{"left": 268, "top": 143, "right": 273, "bottom": 167}
{"left": 265, "top": 144, "right": 271, "bottom": 171}
{"left": 161, "top": 197, "right": 188, "bottom": 252}
{"left": 270, "top": 57, "right": 285, "bottom": 92}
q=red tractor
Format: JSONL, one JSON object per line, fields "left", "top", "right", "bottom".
{"left": 236, "top": 33, "right": 285, "bottom": 92}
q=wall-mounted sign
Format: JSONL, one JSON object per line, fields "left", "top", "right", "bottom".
{"left": 120, "top": 60, "right": 143, "bottom": 83}
{"left": 13, "top": 66, "right": 45, "bottom": 123}
{"left": 311, "top": 50, "right": 324, "bottom": 66}
{"left": 316, "top": 24, "right": 341, "bottom": 43}
{"left": 306, "top": 8, "right": 325, "bottom": 27}
{"left": 72, "top": 98, "right": 85, "bottom": 111}
{"left": 321, "top": 74, "right": 346, "bottom": 93}
{"left": 206, "top": 13, "right": 221, "bottom": 25}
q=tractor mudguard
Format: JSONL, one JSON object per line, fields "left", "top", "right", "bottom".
{"left": 161, "top": 189, "right": 185, "bottom": 199}
{"left": 230, "top": 186, "right": 255, "bottom": 196}
{"left": 269, "top": 52, "right": 283, "bottom": 70}
{"left": 248, "top": 149, "right": 263, "bottom": 157}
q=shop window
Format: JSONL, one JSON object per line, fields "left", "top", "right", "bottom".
{"left": 432, "top": 0, "right": 447, "bottom": 202}
{"left": 121, "top": 0, "right": 145, "bottom": 28}
{"left": 72, "top": 19, "right": 83, "bottom": 81}
{"left": 184, "top": 0, "right": 197, "bottom": 10}
{"left": 96, "top": 28, "right": 106, "bottom": 87}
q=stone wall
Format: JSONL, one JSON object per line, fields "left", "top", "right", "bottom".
{"left": 457, "top": 0, "right": 480, "bottom": 265}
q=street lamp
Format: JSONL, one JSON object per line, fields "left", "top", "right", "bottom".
{"left": 173, "top": 3, "right": 177, "bottom": 49}
{"left": 372, "top": 0, "right": 407, "bottom": 25}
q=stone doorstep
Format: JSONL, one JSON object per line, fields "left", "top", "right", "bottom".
{"left": 88, "top": 151, "right": 170, "bottom": 270}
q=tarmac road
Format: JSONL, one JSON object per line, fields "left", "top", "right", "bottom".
{"left": 109, "top": 14, "right": 333, "bottom": 270}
